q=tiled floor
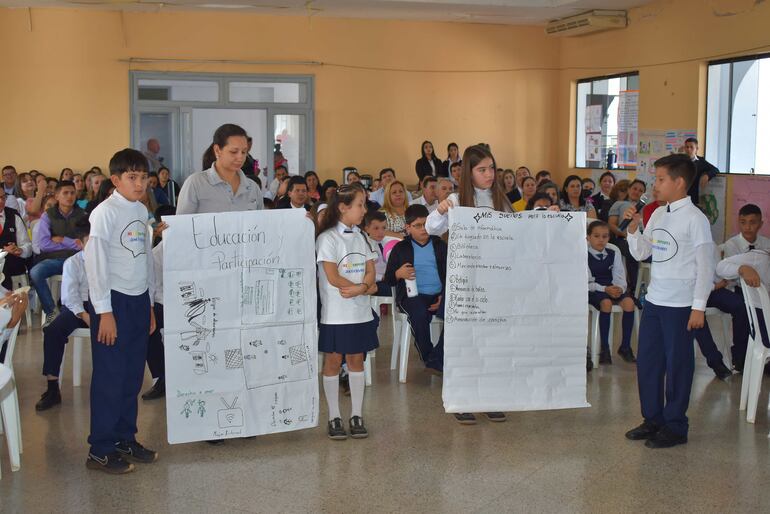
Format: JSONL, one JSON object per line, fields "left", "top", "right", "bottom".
{"left": 1, "top": 319, "right": 770, "bottom": 513}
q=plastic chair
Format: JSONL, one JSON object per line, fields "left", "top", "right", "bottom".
{"left": 40, "top": 275, "right": 62, "bottom": 326}
{"left": 390, "top": 292, "right": 443, "bottom": 383}
{"left": 59, "top": 328, "right": 90, "bottom": 387}
{"left": 0, "top": 324, "right": 22, "bottom": 458}
{"left": 737, "top": 279, "right": 770, "bottom": 424}
{"left": 0, "top": 363, "right": 21, "bottom": 477}
{"left": 703, "top": 308, "right": 733, "bottom": 370}
{"left": 9, "top": 275, "right": 32, "bottom": 330}
{"left": 634, "top": 261, "right": 651, "bottom": 302}
{"left": 588, "top": 304, "right": 628, "bottom": 366}
{"left": 366, "top": 294, "right": 399, "bottom": 387}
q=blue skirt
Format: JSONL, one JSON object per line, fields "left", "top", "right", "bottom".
{"left": 318, "top": 320, "right": 379, "bottom": 355}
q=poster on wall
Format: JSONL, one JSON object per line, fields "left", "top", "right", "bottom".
{"left": 617, "top": 90, "right": 639, "bottom": 167}
{"left": 585, "top": 105, "right": 603, "bottom": 134}
{"left": 162, "top": 209, "right": 319, "bottom": 444}
{"left": 586, "top": 133, "right": 602, "bottom": 162}
{"left": 730, "top": 175, "right": 770, "bottom": 239}
{"left": 442, "top": 208, "right": 590, "bottom": 413}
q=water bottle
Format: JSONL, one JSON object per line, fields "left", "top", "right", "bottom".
{"left": 405, "top": 278, "right": 419, "bottom": 298}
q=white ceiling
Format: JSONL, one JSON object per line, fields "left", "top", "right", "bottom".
{"left": 0, "top": 0, "right": 652, "bottom": 25}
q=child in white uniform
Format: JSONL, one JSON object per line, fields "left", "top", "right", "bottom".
{"left": 316, "top": 183, "right": 378, "bottom": 440}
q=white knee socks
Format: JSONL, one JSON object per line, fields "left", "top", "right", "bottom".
{"left": 322, "top": 375, "right": 341, "bottom": 421}
{"left": 349, "top": 371, "right": 365, "bottom": 418}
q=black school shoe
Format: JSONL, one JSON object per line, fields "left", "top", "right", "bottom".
{"left": 35, "top": 389, "right": 62, "bottom": 411}
{"left": 586, "top": 356, "right": 594, "bottom": 372}
{"left": 484, "top": 412, "right": 507, "bottom": 422}
{"left": 328, "top": 418, "right": 348, "bottom": 440}
{"left": 618, "top": 347, "right": 636, "bottom": 363}
{"left": 711, "top": 362, "right": 733, "bottom": 381}
{"left": 599, "top": 351, "right": 612, "bottom": 365}
{"left": 625, "top": 420, "right": 660, "bottom": 440}
{"left": 86, "top": 452, "right": 135, "bottom": 474}
{"left": 141, "top": 378, "right": 166, "bottom": 400}
{"left": 115, "top": 440, "right": 158, "bottom": 463}
{"left": 645, "top": 427, "right": 687, "bottom": 449}
{"left": 349, "top": 416, "right": 369, "bottom": 439}
{"left": 453, "top": 413, "right": 477, "bottom": 425}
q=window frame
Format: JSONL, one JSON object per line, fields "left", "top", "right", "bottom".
{"left": 574, "top": 71, "right": 639, "bottom": 170}
{"left": 705, "top": 52, "right": 770, "bottom": 175}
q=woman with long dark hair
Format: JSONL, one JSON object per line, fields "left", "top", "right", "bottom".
{"left": 415, "top": 140, "right": 445, "bottom": 182}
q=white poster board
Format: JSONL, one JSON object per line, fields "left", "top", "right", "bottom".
{"left": 442, "top": 208, "right": 590, "bottom": 413}
{"left": 162, "top": 209, "right": 318, "bottom": 444}
{"left": 617, "top": 90, "right": 639, "bottom": 167}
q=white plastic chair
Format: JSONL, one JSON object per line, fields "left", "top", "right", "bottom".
{"left": 365, "top": 294, "right": 398, "bottom": 387}
{"left": 0, "top": 324, "right": 22, "bottom": 457}
{"left": 737, "top": 279, "right": 770, "bottom": 424}
{"left": 588, "top": 304, "right": 628, "bottom": 366}
{"left": 40, "top": 275, "right": 62, "bottom": 326}
{"left": 0, "top": 363, "right": 21, "bottom": 477}
{"left": 59, "top": 328, "right": 90, "bottom": 387}
{"left": 390, "top": 291, "right": 443, "bottom": 383}
{"left": 9, "top": 275, "right": 32, "bottom": 330}
{"left": 703, "top": 308, "right": 733, "bottom": 370}
{"left": 634, "top": 261, "right": 651, "bottom": 303}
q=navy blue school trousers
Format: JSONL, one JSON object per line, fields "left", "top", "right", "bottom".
{"left": 147, "top": 303, "right": 165, "bottom": 379}
{"left": 693, "top": 288, "right": 750, "bottom": 369}
{"left": 42, "top": 305, "right": 88, "bottom": 377}
{"left": 87, "top": 290, "right": 150, "bottom": 458}
{"left": 637, "top": 301, "right": 695, "bottom": 436}
{"left": 398, "top": 293, "right": 444, "bottom": 371}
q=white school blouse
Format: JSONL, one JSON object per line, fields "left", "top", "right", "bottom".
{"left": 85, "top": 191, "right": 155, "bottom": 314}
{"left": 316, "top": 223, "right": 377, "bottom": 325}
{"left": 627, "top": 197, "right": 715, "bottom": 310}
{"left": 62, "top": 251, "right": 89, "bottom": 316}
{"left": 425, "top": 188, "right": 504, "bottom": 236}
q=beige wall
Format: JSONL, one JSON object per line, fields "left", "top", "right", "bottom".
{"left": 1, "top": 0, "right": 769, "bottom": 193}
{"left": 0, "top": 8, "right": 560, "bottom": 184}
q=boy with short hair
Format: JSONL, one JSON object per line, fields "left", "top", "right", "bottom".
{"left": 449, "top": 162, "right": 462, "bottom": 187}
{"left": 623, "top": 153, "right": 715, "bottom": 448}
{"left": 31, "top": 180, "right": 88, "bottom": 327}
{"left": 384, "top": 204, "right": 446, "bottom": 374}
{"left": 35, "top": 217, "right": 92, "bottom": 411}
{"left": 723, "top": 204, "right": 770, "bottom": 258}
{"left": 363, "top": 210, "right": 394, "bottom": 297}
{"left": 84, "top": 148, "right": 157, "bottom": 474}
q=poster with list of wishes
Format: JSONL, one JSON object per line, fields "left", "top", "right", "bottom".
{"left": 162, "top": 209, "right": 319, "bottom": 444}
{"left": 443, "top": 208, "right": 590, "bottom": 413}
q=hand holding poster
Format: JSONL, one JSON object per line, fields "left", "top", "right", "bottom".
{"left": 162, "top": 209, "right": 318, "bottom": 444}
{"left": 442, "top": 208, "right": 590, "bottom": 413}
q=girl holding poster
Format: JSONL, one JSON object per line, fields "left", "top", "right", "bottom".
{"left": 425, "top": 144, "right": 510, "bottom": 425}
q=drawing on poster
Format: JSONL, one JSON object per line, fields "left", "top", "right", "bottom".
{"left": 163, "top": 209, "right": 318, "bottom": 444}
{"left": 224, "top": 348, "right": 244, "bottom": 369}
{"left": 217, "top": 397, "right": 244, "bottom": 429}
{"left": 241, "top": 324, "right": 312, "bottom": 389}
{"left": 242, "top": 267, "right": 304, "bottom": 324}
{"left": 181, "top": 399, "right": 206, "bottom": 419}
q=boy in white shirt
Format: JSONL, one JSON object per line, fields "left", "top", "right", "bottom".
{"left": 35, "top": 218, "right": 91, "bottom": 411}
{"left": 623, "top": 154, "right": 715, "bottom": 448}
{"left": 723, "top": 204, "right": 770, "bottom": 258}
{"left": 363, "top": 210, "right": 396, "bottom": 297}
{"left": 84, "top": 149, "right": 157, "bottom": 474}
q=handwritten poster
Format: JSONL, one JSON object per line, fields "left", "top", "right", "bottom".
{"left": 162, "top": 209, "right": 318, "bottom": 444}
{"left": 731, "top": 175, "right": 770, "bottom": 239}
{"left": 617, "top": 90, "right": 639, "bottom": 167}
{"left": 585, "top": 104, "right": 603, "bottom": 134}
{"left": 702, "top": 175, "right": 727, "bottom": 244}
{"left": 442, "top": 208, "right": 590, "bottom": 413}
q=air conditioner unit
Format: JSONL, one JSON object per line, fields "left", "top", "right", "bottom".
{"left": 545, "top": 10, "right": 627, "bottom": 37}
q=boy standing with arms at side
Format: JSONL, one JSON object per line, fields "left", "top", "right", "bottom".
{"left": 85, "top": 149, "right": 157, "bottom": 473}
{"left": 623, "top": 154, "right": 715, "bottom": 448}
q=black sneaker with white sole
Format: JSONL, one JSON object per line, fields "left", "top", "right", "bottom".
{"left": 115, "top": 440, "right": 158, "bottom": 463}
{"left": 349, "top": 416, "right": 368, "bottom": 439}
{"left": 86, "top": 452, "right": 134, "bottom": 474}
{"left": 328, "top": 417, "right": 348, "bottom": 440}
{"left": 453, "top": 413, "right": 477, "bottom": 425}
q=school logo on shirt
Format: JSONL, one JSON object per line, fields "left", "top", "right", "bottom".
{"left": 650, "top": 228, "right": 679, "bottom": 263}
{"left": 338, "top": 252, "right": 367, "bottom": 280}
{"left": 120, "top": 219, "right": 147, "bottom": 258}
